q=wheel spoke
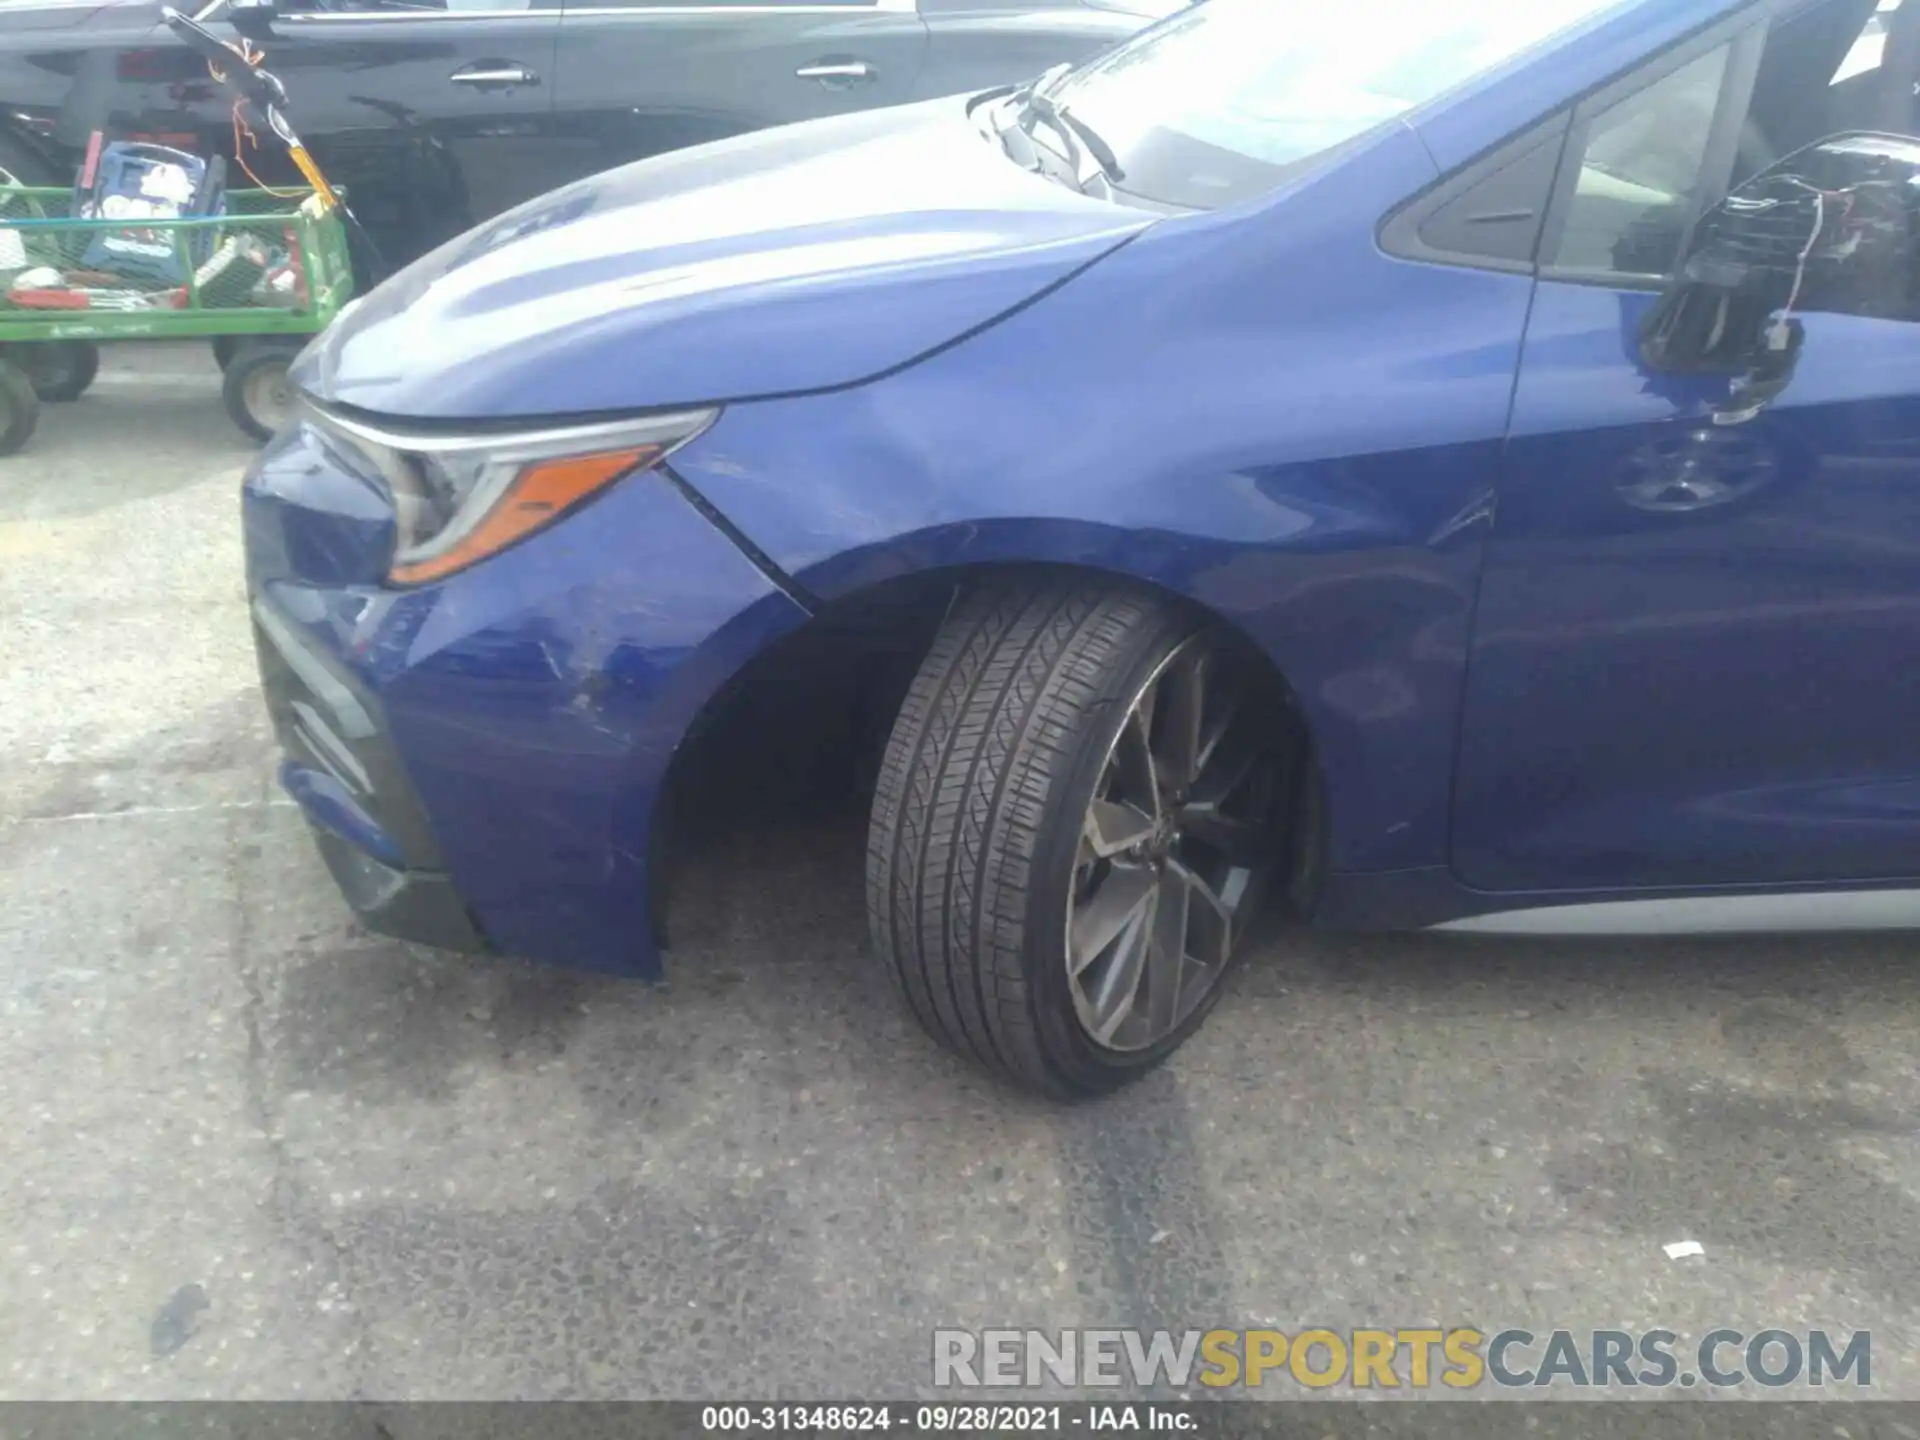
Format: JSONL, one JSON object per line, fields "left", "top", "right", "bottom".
{"left": 1070, "top": 864, "right": 1156, "bottom": 976}
{"left": 1111, "top": 704, "right": 1161, "bottom": 819}
{"left": 1156, "top": 644, "right": 1208, "bottom": 793}
{"left": 1178, "top": 803, "right": 1265, "bottom": 865}
{"left": 1169, "top": 856, "right": 1231, "bottom": 922}
{"left": 1088, "top": 889, "right": 1157, "bottom": 1044}
{"left": 1191, "top": 723, "right": 1261, "bottom": 811}
{"left": 1175, "top": 867, "right": 1236, "bottom": 971}
{"left": 1084, "top": 798, "right": 1156, "bottom": 858}
{"left": 1063, "top": 627, "right": 1277, "bottom": 1053}
{"left": 1195, "top": 684, "right": 1244, "bottom": 778}
{"left": 1144, "top": 871, "right": 1190, "bottom": 1034}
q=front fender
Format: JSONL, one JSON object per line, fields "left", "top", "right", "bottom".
{"left": 673, "top": 414, "right": 1489, "bottom": 880}
{"left": 363, "top": 468, "right": 812, "bottom": 976}
{"left": 660, "top": 115, "right": 1524, "bottom": 880}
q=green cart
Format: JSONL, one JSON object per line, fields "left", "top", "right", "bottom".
{"left": 0, "top": 185, "right": 353, "bottom": 453}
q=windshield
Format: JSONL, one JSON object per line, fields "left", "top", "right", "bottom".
{"left": 1037, "top": 0, "right": 1635, "bottom": 210}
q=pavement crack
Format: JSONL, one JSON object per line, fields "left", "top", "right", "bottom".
{"left": 226, "top": 804, "right": 378, "bottom": 1398}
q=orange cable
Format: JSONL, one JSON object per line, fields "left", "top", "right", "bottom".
{"left": 229, "top": 98, "right": 303, "bottom": 199}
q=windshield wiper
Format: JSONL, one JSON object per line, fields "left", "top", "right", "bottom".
{"left": 1002, "top": 65, "right": 1126, "bottom": 188}
{"left": 1022, "top": 90, "right": 1126, "bottom": 186}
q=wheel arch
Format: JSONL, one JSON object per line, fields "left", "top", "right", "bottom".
{"left": 648, "top": 542, "right": 1334, "bottom": 950}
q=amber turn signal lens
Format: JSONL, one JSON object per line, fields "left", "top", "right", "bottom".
{"left": 389, "top": 444, "right": 658, "bottom": 586}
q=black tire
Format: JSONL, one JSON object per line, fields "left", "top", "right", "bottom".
{"left": 212, "top": 336, "right": 241, "bottom": 372}
{"left": 221, "top": 341, "right": 298, "bottom": 443}
{"left": 27, "top": 340, "right": 99, "bottom": 403}
{"left": 0, "top": 356, "right": 41, "bottom": 455}
{"left": 868, "top": 577, "right": 1270, "bottom": 1098}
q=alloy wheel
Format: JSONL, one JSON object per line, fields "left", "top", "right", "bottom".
{"left": 1064, "top": 634, "right": 1274, "bottom": 1052}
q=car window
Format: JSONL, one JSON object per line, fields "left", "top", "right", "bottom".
{"left": 1543, "top": 0, "right": 1905, "bottom": 281}
{"left": 1038, "top": 0, "right": 1632, "bottom": 212}
{"left": 1547, "top": 45, "right": 1732, "bottom": 276}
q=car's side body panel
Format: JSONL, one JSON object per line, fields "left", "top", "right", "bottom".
{"left": 1449, "top": 0, "right": 1920, "bottom": 896}
{"left": 243, "top": 0, "right": 1920, "bottom": 980}
{"left": 1455, "top": 268, "right": 1920, "bottom": 895}
{"left": 668, "top": 122, "right": 1529, "bottom": 880}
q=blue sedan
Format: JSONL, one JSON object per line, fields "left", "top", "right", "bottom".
{"left": 248, "top": 0, "right": 1920, "bottom": 1096}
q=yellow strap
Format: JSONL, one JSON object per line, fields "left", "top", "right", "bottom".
{"left": 288, "top": 145, "right": 338, "bottom": 209}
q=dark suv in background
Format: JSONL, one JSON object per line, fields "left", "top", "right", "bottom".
{"left": 0, "top": 0, "right": 1175, "bottom": 267}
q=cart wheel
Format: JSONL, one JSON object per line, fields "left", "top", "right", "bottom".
{"left": 28, "top": 341, "right": 100, "bottom": 403}
{"left": 0, "top": 356, "right": 41, "bottom": 456}
{"left": 223, "top": 342, "right": 299, "bottom": 443}
{"left": 212, "top": 336, "right": 240, "bottom": 371}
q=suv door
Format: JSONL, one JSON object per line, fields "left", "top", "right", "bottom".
{"left": 546, "top": 0, "right": 929, "bottom": 190}
{"left": 0, "top": 0, "right": 564, "bottom": 268}
{"left": 1453, "top": 0, "right": 1920, "bottom": 893}
{"left": 240, "top": 0, "right": 564, "bottom": 264}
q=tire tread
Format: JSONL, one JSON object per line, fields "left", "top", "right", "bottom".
{"left": 867, "top": 576, "right": 1186, "bottom": 1095}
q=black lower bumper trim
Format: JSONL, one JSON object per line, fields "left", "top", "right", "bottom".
{"left": 308, "top": 821, "right": 493, "bottom": 954}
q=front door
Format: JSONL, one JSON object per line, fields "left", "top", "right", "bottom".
{"left": 240, "top": 0, "right": 564, "bottom": 265}
{"left": 1454, "top": 0, "right": 1920, "bottom": 893}
{"left": 0, "top": 0, "right": 558, "bottom": 269}
{"left": 546, "top": 0, "right": 929, "bottom": 188}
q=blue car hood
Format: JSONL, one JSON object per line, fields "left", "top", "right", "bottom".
{"left": 294, "top": 98, "right": 1150, "bottom": 421}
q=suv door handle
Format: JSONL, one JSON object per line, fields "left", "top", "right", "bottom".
{"left": 796, "top": 60, "right": 876, "bottom": 83}
{"left": 451, "top": 63, "right": 539, "bottom": 88}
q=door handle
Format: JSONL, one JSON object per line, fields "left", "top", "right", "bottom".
{"left": 796, "top": 60, "right": 876, "bottom": 83}
{"left": 451, "top": 64, "right": 539, "bottom": 87}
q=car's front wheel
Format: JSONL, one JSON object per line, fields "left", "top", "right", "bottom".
{"left": 867, "top": 577, "right": 1293, "bottom": 1098}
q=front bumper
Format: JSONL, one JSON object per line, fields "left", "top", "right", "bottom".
{"left": 244, "top": 418, "right": 810, "bottom": 976}
{"left": 305, "top": 808, "right": 491, "bottom": 953}
{"left": 252, "top": 593, "right": 492, "bottom": 954}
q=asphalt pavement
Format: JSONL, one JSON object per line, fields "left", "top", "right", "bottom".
{"left": 4, "top": 343, "right": 1920, "bottom": 1403}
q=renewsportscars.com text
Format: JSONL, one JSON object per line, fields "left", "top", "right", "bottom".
{"left": 932, "top": 1327, "right": 1871, "bottom": 1391}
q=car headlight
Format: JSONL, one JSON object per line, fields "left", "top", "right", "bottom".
{"left": 308, "top": 405, "right": 719, "bottom": 586}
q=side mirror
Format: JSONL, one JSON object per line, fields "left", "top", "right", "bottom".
{"left": 1640, "top": 130, "right": 1920, "bottom": 420}
{"left": 1639, "top": 240, "right": 1806, "bottom": 423}
{"left": 226, "top": 0, "right": 279, "bottom": 44}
